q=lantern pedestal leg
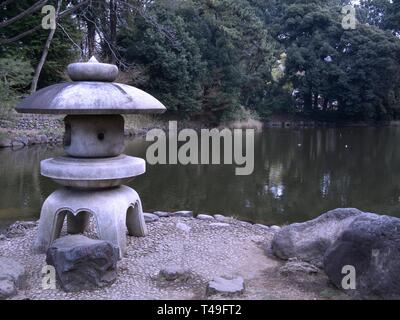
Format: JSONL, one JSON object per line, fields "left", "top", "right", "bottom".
{"left": 34, "top": 185, "right": 147, "bottom": 258}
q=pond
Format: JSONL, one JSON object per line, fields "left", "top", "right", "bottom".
{"left": 1, "top": 126, "right": 400, "bottom": 231}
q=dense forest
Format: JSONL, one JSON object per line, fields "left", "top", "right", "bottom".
{"left": 1, "top": 0, "right": 400, "bottom": 123}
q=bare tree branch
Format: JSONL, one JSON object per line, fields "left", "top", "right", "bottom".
{"left": 0, "top": 0, "right": 16, "bottom": 7}
{"left": 0, "top": 0, "right": 48, "bottom": 28}
{"left": 1, "top": 24, "right": 43, "bottom": 44}
{"left": 0, "top": 0, "right": 90, "bottom": 44}
{"left": 117, "top": 0, "right": 182, "bottom": 50}
{"left": 81, "top": 11, "right": 131, "bottom": 68}
{"left": 57, "top": 22, "right": 84, "bottom": 60}
{"left": 59, "top": 0, "right": 90, "bottom": 16}
{"left": 30, "top": 0, "right": 62, "bottom": 93}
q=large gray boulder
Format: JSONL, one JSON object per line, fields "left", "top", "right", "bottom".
{"left": 0, "top": 257, "right": 27, "bottom": 299}
{"left": 271, "top": 208, "right": 364, "bottom": 267}
{"left": 324, "top": 213, "right": 400, "bottom": 299}
{"left": 46, "top": 235, "right": 119, "bottom": 292}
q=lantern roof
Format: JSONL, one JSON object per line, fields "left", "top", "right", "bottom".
{"left": 16, "top": 57, "right": 166, "bottom": 115}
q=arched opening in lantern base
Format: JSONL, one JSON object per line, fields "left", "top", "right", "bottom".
{"left": 126, "top": 201, "right": 147, "bottom": 237}
{"left": 51, "top": 210, "right": 101, "bottom": 241}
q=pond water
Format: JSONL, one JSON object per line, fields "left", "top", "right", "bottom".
{"left": 1, "top": 127, "right": 400, "bottom": 231}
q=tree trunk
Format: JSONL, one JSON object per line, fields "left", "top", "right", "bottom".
{"left": 313, "top": 93, "right": 319, "bottom": 110}
{"left": 85, "top": 5, "right": 96, "bottom": 58}
{"left": 323, "top": 98, "right": 329, "bottom": 111}
{"left": 30, "top": 0, "right": 62, "bottom": 93}
{"left": 109, "top": 0, "right": 117, "bottom": 64}
{"left": 303, "top": 88, "right": 313, "bottom": 115}
{"left": 87, "top": 19, "right": 96, "bottom": 57}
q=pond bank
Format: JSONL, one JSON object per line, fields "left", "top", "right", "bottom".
{"left": 0, "top": 214, "right": 348, "bottom": 300}
{"left": 0, "top": 115, "right": 64, "bottom": 148}
{"left": 0, "top": 114, "right": 149, "bottom": 148}
{"left": 2, "top": 113, "right": 400, "bottom": 149}
{"left": 263, "top": 115, "right": 400, "bottom": 129}
{"left": 0, "top": 114, "right": 216, "bottom": 148}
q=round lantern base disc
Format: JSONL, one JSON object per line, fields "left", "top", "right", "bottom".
{"left": 40, "top": 155, "right": 146, "bottom": 189}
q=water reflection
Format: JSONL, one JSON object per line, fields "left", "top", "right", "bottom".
{"left": 1, "top": 127, "right": 400, "bottom": 231}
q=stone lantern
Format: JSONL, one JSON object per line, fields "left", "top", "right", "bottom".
{"left": 16, "top": 57, "right": 166, "bottom": 257}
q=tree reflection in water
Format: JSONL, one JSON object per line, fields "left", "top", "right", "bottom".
{"left": 1, "top": 127, "right": 400, "bottom": 230}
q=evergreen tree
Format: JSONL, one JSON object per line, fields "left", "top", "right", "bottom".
{"left": 1, "top": 0, "right": 400, "bottom": 122}
{"left": 0, "top": 0, "right": 82, "bottom": 89}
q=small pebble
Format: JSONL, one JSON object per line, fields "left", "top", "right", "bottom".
{"left": 196, "top": 214, "right": 214, "bottom": 221}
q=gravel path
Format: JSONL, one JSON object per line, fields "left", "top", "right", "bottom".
{"left": 0, "top": 217, "right": 344, "bottom": 300}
